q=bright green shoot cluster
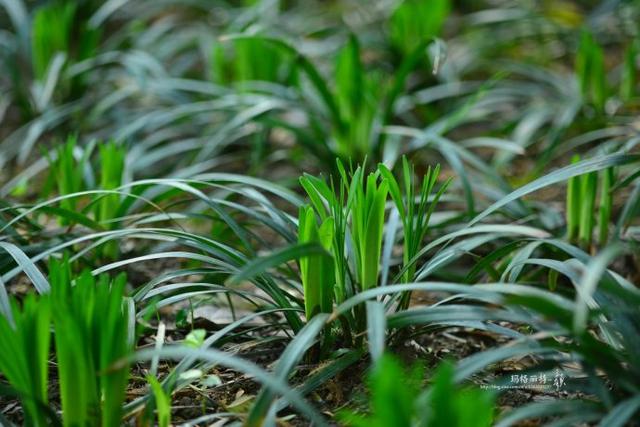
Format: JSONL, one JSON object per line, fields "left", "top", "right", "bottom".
{"left": 299, "top": 162, "right": 389, "bottom": 324}
{"left": 298, "top": 163, "right": 388, "bottom": 345}
{"left": 45, "top": 137, "right": 126, "bottom": 258}
{"left": 566, "top": 155, "right": 615, "bottom": 248}
{"left": 298, "top": 160, "right": 447, "bottom": 342}
{"left": 0, "top": 257, "right": 132, "bottom": 426}
{"left": 49, "top": 256, "right": 132, "bottom": 427}
{"left": 299, "top": 162, "right": 350, "bottom": 310}
{"left": 0, "top": 295, "right": 51, "bottom": 427}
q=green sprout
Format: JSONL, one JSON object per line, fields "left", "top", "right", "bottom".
{"left": 299, "top": 162, "right": 389, "bottom": 345}
{"left": 576, "top": 29, "right": 607, "bottom": 112}
{"left": 298, "top": 160, "right": 447, "bottom": 347}
{"left": 298, "top": 205, "right": 335, "bottom": 320}
{"left": 95, "top": 141, "right": 126, "bottom": 260}
{"left": 0, "top": 295, "right": 51, "bottom": 427}
{"left": 146, "top": 375, "right": 172, "bottom": 427}
{"left": 332, "top": 36, "right": 381, "bottom": 160}
{"left": 379, "top": 157, "right": 450, "bottom": 308}
{"left": 578, "top": 170, "right": 597, "bottom": 248}
{"left": 566, "top": 156, "right": 581, "bottom": 243}
{"left": 598, "top": 167, "right": 614, "bottom": 246}
{"left": 566, "top": 155, "right": 615, "bottom": 249}
{"left": 45, "top": 135, "right": 89, "bottom": 224}
{"left": 349, "top": 167, "right": 389, "bottom": 292}
{"left": 50, "top": 256, "right": 132, "bottom": 427}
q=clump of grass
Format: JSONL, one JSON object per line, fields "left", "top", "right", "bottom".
{"left": 0, "top": 294, "right": 51, "bottom": 427}
{"left": 299, "top": 162, "right": 387, "bottom": 346}
{"left": 31, "top": 1, "right": 76, "bottom": 80}
{"left": 565, "top": 155, "right": 615, "bottom": 249}
{"left": 49, "top": 256, "right": 132, "bottom": 427}
{"left": 44, "top": 137, "right": 126, "bottom": 258}
{"left": 0, "top": 255, "right": 133, "bottom": 426}
{"left": 297, "top": 159, "right": 447, "bottom": 348}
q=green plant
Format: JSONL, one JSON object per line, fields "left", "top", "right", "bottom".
{"left": 332, "top": 36, "right": 381, "bottom": 160}
{"left": 578, "top": 170, "right": 598, "bottom": 248}
{"left": 565, "top": 155, "right": 615, "bottom": 249}
{"left": 341, "top": 355, "right": 494, "bottom": 427}
{"left": 598, "top": 167, "right": 614, "bottom": 246}
{"left": 31, "top": 1, "right": 76, "bottom": 81}
{"left": 45, "top": 135, "right": 88, "bottom": 224}
{"left": 95, "top": 141, "right": 126, "bottom": 259}
{"left": 146, "top": 375, "right": 171, "bottom": 427}
{"left": 576, "top": 29, "right": 607, "bottom": 112}
{"left": 212, "top": 37, "right": 289, "bottom": 86}
{"left": 458, "top": 244, "right": 640, "bottom": 426}
{"left": 0, "top": 295, "right": 51, "bottom": 427}
{"left": 300, "top": 165, "right": 351, "bottom": 307}
{"left": 49, "top": 256, "right": 132, "bottom": 427}
{"left": 340, "top": 354, "right": 423, "bottom": 427}
{"left": 298, "top": 206, "right": 335, "bottom": 320}
{"left": 379, "top": 158, "right": 450, "bottom": 308}
{"left": 297, "top": 160, "right": 450, "bottom": 344}
{"left": 222, "top": 32, "right": 432, "bottom": 165}
{"left": 44, "top": 138, "right": 126, "bottom": 258}
{"left": 423, "top": 361, "right": 495, "bottom": 427}
{"left": 28, "top": 0, "right": 101, "bottom": 112}
{"left": 299, "top": 163, "right": 389, "bottom": 340}
{"left": 349, "top": 167, "right": 389, "bottom": 292}
{"left": 2, "top": 1, "right": 640, "bottom": 425}
{"left": 389, "top": 0, "right": 450, "bottom": 56}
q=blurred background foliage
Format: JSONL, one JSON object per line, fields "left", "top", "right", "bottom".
{"left": 1, "top": 0, "right": 640, "bottom": 425}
